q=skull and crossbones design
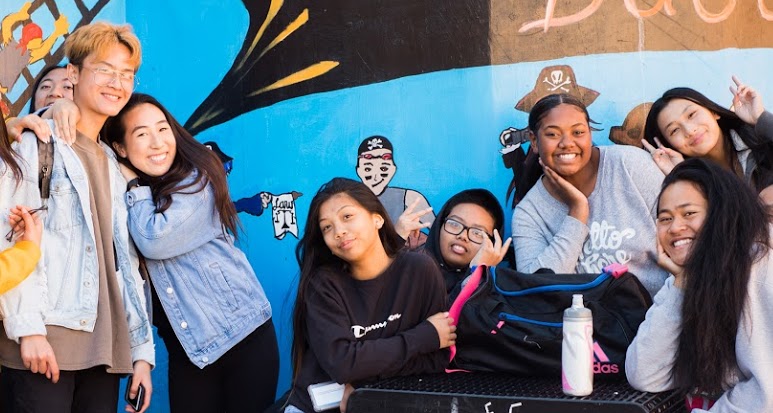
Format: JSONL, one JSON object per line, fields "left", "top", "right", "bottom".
{"left": 542, "top": 70, "right": 572, "bottom": 92}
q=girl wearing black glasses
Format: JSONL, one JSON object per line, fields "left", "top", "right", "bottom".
{"left": 421, "top": 189, "right": 510, "bottom": 294}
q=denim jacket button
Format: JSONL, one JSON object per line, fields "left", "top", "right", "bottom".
{"left": 166, "top": 287, "right": 173, "bottom": 294}
{"left": 80, "top": 319, "right": 87, "bottom": 326}
{"left": 85, "top": 246, "right": 93, "bottom": 252}
{"left": 202, "top": 356, "right": 209, "bottom": 363}
{"left": 180, "top": 321, "right": 188, "bottom": 329}
{"left": 84, "top": 281, "right": 91, "bottom": 287}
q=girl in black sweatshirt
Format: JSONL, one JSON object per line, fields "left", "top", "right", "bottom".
{"left": 287, "top": 178, "right": 455, "bottom": 413}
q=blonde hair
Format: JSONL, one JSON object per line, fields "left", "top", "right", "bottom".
{"left": 64, "top": 21, "right": 142, "bottom": 71}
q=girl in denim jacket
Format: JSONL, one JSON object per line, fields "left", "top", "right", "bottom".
{"left": 104, "top": 93, "right": 279, "bottom": 413}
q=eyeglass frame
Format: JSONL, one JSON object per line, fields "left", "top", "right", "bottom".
{"left": 442, "top": 218, "right": 493, "bottom": 245}
{"left": 358, "top": 153, "right": 393, "bottom": 160}
{"left": 5, "top": 205, "right": 48, "bottom": 242}
{"left": 82, "top": 65, "right": 138, "bottom": 90}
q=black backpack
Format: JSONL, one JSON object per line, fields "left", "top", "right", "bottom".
{"left": 448, "top": 264, "right": 653, "bottom": 380}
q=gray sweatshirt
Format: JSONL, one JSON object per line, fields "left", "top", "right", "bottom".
{"left": 512, "top": 145, "right": 668, "bottom": 296}
{"left": 625, "top": 248, "right": 773, "bottom": 412}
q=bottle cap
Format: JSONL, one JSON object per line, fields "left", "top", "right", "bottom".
{"left": 572, "top": 294, "right": 584, "bottom": 308}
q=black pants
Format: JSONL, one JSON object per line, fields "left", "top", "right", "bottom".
{"left": 1, "top": 366, "right": 119, "bottom": 413}
{"left": 164, "top": 318, "right": 280, "bottom": 413}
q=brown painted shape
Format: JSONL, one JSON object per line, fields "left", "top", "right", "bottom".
{"left": 490, "top": 1, "right": 773, "bottom": 65}
{"left": 609, "top": 102, "right": 653, "bottom": 147}
{"left": 515, "top": 65, "right": 599, "bottom": 112}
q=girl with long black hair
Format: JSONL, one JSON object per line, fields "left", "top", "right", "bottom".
{"left": 104, "top": 93, "right": 279, "bottom": 412}
{"left": 287, "top": 177, "right": 454, "bottom": 413}
{"left": 642, "top": 77, "right": 773, "bottom": 199}
{"left": 626, "top": 158, "right": 773, "bottom": 411}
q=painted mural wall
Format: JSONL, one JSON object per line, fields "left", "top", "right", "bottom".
{"left": 3, "top": 0, "right": 773, "bottom": 411}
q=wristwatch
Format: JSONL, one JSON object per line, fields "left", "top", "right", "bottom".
{"left": 126, "top": 177, "right": 142, "bottom": 192}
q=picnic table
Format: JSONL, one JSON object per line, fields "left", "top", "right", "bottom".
{"left": 348, "top": 372, "right": 686, "bottom": 413}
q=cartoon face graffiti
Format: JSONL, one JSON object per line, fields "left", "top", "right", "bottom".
{"left": 356, "top": 136, "right": 396, "bottom": 196}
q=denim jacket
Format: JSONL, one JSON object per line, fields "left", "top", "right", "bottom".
{"left": 0, "top": 128, "right": 155, "bottom": 365}
{"left": 125, "top": 171, "right": 271, "bottom": 368}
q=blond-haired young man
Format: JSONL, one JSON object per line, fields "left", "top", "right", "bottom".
{"left": 0, "top": 22, "right": 154, "bottom": 413}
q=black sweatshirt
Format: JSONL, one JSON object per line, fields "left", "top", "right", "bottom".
{"left": 288, "top": 251, "right": 449, "bottom": 412}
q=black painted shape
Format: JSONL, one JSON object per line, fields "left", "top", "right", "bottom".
{"left": 185, "top": 0, "right": 491, "bottom": 135}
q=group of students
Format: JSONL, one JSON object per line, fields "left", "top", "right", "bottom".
{"left": 2, "top": 21, "right": 773, "bottom": 413}
{"left": 1, "top": 22, "right": 278, "bottom": 413}
{"left": 284, "top": 78, "right": 773, "bottom": 413}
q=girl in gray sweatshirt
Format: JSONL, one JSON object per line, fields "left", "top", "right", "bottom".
{"left": 512, "top": 93, "right": 668, "bottom": 296}
{"left": 626, "top": 158, "right": 773, "bottom": 412}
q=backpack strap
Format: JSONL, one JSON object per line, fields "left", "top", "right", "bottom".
{"left": 446, "top": 265, "right": 486, "bottom": 366}
{"left": 36, "top": 139, "right": 54, "bottom": 200}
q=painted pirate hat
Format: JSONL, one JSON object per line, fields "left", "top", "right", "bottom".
{"left": 203, "top": 141, "right": 234, "bottom": 163}
{"left": 515, "top": 65, "right": 600, "bottom": 113}
{"left": 608, "top": 102, "right": 653, "bottom": 148}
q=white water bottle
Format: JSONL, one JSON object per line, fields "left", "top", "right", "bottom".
{"left": 562, "top": 294, "right": 593, "bottom": 396}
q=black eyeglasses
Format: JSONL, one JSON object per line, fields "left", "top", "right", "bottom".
{"left": 443, "top": 218, "right": 492, "bottom": 245}
{"left": 5, "top": 206, "right": 47, "bottom": 242}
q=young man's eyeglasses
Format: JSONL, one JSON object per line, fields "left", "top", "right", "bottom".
{"left": 443, "top": 218, "right": 492, "bottom": 245}
{"left": 84, "top": 66, "right": 137, "bottom": 90}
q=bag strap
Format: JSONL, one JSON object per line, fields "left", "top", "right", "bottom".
{"left": 493, "top": 263, "right": 628, "bottom": 297}
{"left": 496, "top": 263, "right": 630, "bottom": 327}
{"left": 37, "top": 139, "right": 54, "bottom": 200}
{"left": 446, "top": 265, "right": 486, "bottom": 366}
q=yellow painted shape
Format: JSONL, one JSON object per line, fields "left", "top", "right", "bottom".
{"left": 258, "top": 9, "right": 308, "bottom": 62}
{"left": 236, "top": 0, "right": 283, "bottom": 71}
{"left": 28, "top": 15, "right": 69, "bottom": 62}
{"left": 1, "top": 2, "right": 32, "bottom": 45}
{"left": 248, "top": 61, "right": 339, "bottom": 97}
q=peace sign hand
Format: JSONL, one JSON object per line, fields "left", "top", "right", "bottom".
{"left": 394, "top": 198, "right": 432, "bottom": 241}
{"left": 730, "top": 75, "right": 765, "bottom": 126}
{"left": 641, "top": 137, "right": 683, "bottom": 175}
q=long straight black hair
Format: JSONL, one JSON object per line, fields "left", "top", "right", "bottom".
{"left": 104, "top": 93, "right": 240, "bottom": 236}
{"left": 661, "top": 158, "right": 770, "bottom": 394}
{"left": 644, "top": 87, "right": 773, "bottom": 193}
{"left": 291, "top": 177, "right": 403, "bottom": 380}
